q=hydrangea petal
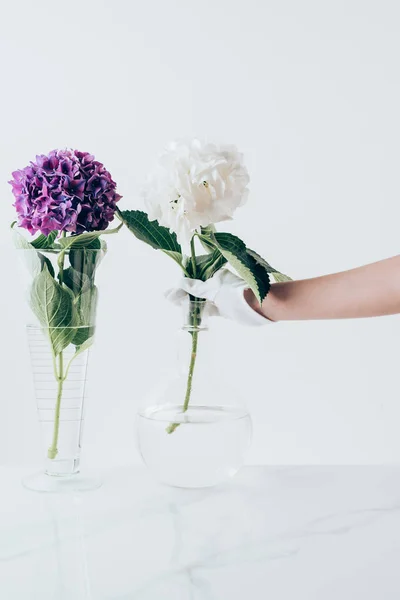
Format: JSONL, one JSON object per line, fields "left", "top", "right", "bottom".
{"left": 9, "top": 149, "right": 121, "bottom": 236}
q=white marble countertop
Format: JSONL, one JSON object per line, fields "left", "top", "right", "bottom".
{"left": 1, "top": 465, "right": 400, "bottom": 599}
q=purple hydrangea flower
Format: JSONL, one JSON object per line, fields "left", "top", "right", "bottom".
{"left": 9, "top": 149, "right": 122, "bottom": 236}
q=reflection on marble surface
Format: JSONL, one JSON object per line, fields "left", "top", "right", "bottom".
{"left": 1, "top": 466, "right": 400, "bottom": 599}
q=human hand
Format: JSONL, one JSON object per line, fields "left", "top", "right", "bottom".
{"left": 165, "top": 269, "right": 270, "bottom": 326}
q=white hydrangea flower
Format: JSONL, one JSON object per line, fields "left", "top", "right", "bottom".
{"left": 142, "top": 139, "right": 250, "bottom": 251}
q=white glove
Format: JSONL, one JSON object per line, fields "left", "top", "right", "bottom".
{"left": 165, "top": 269, "right": 270, "bottom": 326}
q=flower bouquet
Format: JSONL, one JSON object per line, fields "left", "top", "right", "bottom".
{"left": 118, "top": 139, "right": 289, "bottom": 487}
{"left": 10, "top": 149, "right": 121, "bottom": 492}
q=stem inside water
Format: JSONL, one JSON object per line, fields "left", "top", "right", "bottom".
{"left": 57, "top": 232, "right": 67, "bottom": 285}
{"left": 47, "top": 351, "right": 64, "bottom": 459}
{"left": 183, "top": 330, "right": 199, "bottom": 412}
{"left": 167, "top": 235, "right": 202, "bottom": 434}
{"left": 48, "top": 235, "right": 67, "bottom": 459}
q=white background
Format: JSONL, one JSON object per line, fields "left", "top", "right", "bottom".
{"left": 1, "top": 0, "right": 400, "bottom": 467}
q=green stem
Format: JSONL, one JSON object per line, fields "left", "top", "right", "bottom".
{"left": 51, "top": 348, "right": 59, "bottom": 383}
{"left": 183, "top": 329, "right": 198, "bottom": 412}
{"left": 167, "top": 236, "right": 200, "bottom": 434}
{"left": 47, "top": 351, "right": 64, "bottom": 459}
{"left": 181, "top": 265, "right": 191, "bottom": 278}
{"left": 57, "top": 232, "right": 67, "bottom": 285}
{"left": 190, "top": 236, "right": 197, "bottom": 280}
{"left": 48, "top": 233, "right": 68, "bottom": 458}
{"left": 62, "top": 352, "right": 78, "bottom": 382}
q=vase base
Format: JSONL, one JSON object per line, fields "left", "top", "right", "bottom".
{"left": 22, "top": 471, "right": 103, "bottom": 493}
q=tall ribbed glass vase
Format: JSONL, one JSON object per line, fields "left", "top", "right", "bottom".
{"left": 26, "top": 326, "right": 92, "bottom": 490}
{"left": 16, "top": 243, "right": 105, "bottom": 492}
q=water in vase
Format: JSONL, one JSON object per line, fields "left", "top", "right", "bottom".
{"left": 137, "top": 404, "right": 252, "bottom": 488}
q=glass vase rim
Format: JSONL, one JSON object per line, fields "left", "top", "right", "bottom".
{"left": 187, "top": 298, "right": 208, "bottom": 305}
{"left": 182, "top": 298, "right": 211, "bottom": 332}
{"left": 26, "top": 324, "right": 95, "bottom": 331}
{"left": 15, "top": 247, "right": 104, "bottom": 253}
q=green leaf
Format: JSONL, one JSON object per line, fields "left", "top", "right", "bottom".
{"left": 58, "top": 224, "right": 121, "bottom": 250}
{"left": 13, "top": 228, "right": 55, "bottom": 278}
{"left": 31, "top": 231, "right": 58, "bottom": 249}
{"left": 201, "top": 225, "right": 216, "bottom": 234}
{"left": 63, "top": 267, "right": 91, "bottom": 294}
{"left": 63, "top": 236, "right": 102, "bottom": 251}
{"left": 201, "top": 249, "right": 227, "bottom": 281}
{"left": 118, "top": 209, "right": 182, "bottom": 253}
{"left": 118, "top": 209, "right": 187, "bottom": 271}
{"left": 163, "top": 251, "right": 186, "bottom": 269}
{"left": 72, "top": 325, "right": 95, "bottom": 347}
{"left": 58, "top": 233, "right": 100, "bottom": 250}
{"left": 73, "top": 335, "right": 95, "bottom": 360}
{"left": 189, "top": 253, "right": 211, "bottom": 274}
{"left": 39, "top": 253, "right": 55, "bottom": 278}
{"left": 186, "top": 253, "right": 208, "bottom": 278}
{"left": 271, "top": 272, "right": 292, "bottom": 283}
{"left": 246, "top": 248, "right": 292, "bottom": 281}
{"left": 74, "top": 286, "right": 98, "bottom": 325}
{"left": 64, "top": 248, "right": 100, "bottom": 346}
{"left": 69, "top": 247, "right": 102, "bottom": 282}
{"left": 187, "top": 249, "right": 227, "bottom": 281}
{"left": 245, "top": 249, "right": 276, "bottom": 272}
{"left": 72, "top": 286, "right": 98, "bottom": 346}
{"left": 13, "top": 229, "right": 35, "bottom": 252}
{"left": 30, "top": 265, "right": 79, "bottom": 355}
{"left": 213, "top": 232, "right": 271, "bottom": 304}
{"left": 199, "top": 225, "right": 217, "bottom": 252}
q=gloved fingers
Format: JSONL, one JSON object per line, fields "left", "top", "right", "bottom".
{"left": 212, "top": 273, "right": 270, "bottom": 326}
{"left": 178, "top": 277, "right": 221, "bottom": 302}
{"left": 234, "top": 286, "right": 269, "bottom": 326}
{"left": 206, "top": 303, "right": 220, "bottom": 317}
{"left": 165, "top": 273, "right": 223, "bottom": 306}
{"left": 164, "top": 287, "right": 187, "bottom": 305}
{"left": 165, "top": 284, "right": 221, "bottom": 317}
{"left": 165, "top": 272, "right": 269, "bottom": 326}
{"left": 214, "top": 268, "right": 245, "bottom": 288}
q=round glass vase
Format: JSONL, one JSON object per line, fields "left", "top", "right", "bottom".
{"left": 15, "top": 243, "right": 105, "bottom": 493}
{"left": 136, "top": 299, "right": 252, "bottom": 488}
